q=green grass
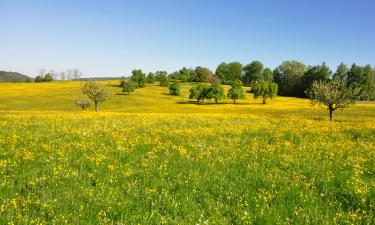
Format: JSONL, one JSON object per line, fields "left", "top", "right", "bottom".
{"left": 0, "top": 81, "right": 374, "bottom": 224}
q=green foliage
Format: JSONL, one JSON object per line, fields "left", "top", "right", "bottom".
{"left": 273, "top": 60, "right": 306, "bottom": 97}
{"left": 169, "top": 82, "right": 180, "bottom": 96}
{"left": 34, "top": 73, "right": 53, "bottom": 83}
{"left": 227, "top": 80, "right": 245, "bottom": 103}
{"left": 243, "top": 61, "right": 264, "bottom": 86}
{"left": 305, "top": 79, "right": 360, "bottom": 121}
{"left": 207, "top": 82, "right": 225, "bottom": 103}
{"left": 302, "top": 62, "right": 331, "bottom": 93}
{"left": 81, "top": 81, "right": 108, "bottom": 112}
{"left": 155, "top": 71, "right": 168, "bottom": 81}
{"left": 346, "top": 64, "right": 375, "bottom": 100}
{"left": 262, "top": 68, "right": 273, "bottom": 82}
{"left": 215, "top": 62, "right": 243, "bottom": 84}
{"left": 333, "top": 63, "right": 349, "bottom": 81}
{"left": 159, "top": 74, "right": 170, "bottom": 87}
{"left": 122, "top": 81, "right": 136, "bottom": 94}
{"left": 146, "top": 73, "right": 155, "bottom": 85}
{"left": 194, "top": 66, "right": 213, "bottom": 83}
{"left": 130, "top": 69, "right": 146, "bottom": 87}
{"left": 253, "top": 81, "right": 278, "bottom": 104}
{"left": 189, "top": 85, "right": 207, "bottom": 103}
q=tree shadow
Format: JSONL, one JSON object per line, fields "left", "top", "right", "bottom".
{"left": 115, "top": 93, "right": 131, "bottom": 96}
{"left": 176, "top": 101, "right": 260, "bottom": 105}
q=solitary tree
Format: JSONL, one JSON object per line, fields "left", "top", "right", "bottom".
{"left": 81, "top": 81, "right": 108, "bottom": 112}
{"left": 122, "top": 81, "right": 136, "bottom": 94}
{"left": 169, "top": 82, "right": 180, "bottom": 96}
{"left": 305, "top": 79, "right": 360, "bottom": 121}
{"left": 227, "top": 80, "right": 245, "bottom": 103}
{"left": 130, "top": 69, "right": 146, "bottom": 87}
{"left": 252, "top": 81, "right": 278, "bottom": 104}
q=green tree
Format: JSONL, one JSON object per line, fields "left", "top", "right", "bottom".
{"left": 194, "top": 66, "right": 213, "bottom": 83}
{"left": 44, "top": 73, "right": 53, "bottom": 82}
{"left": 302, "top": 62, "right": 331, "bottom": 93}
{"left": 81, "top": 81, "right": 108, "bottom": 112}
{"left": 169, "top": 82, "right": 180, "bottom": 96}
{"left": 189, "top": 85, "right": 207, "bottom": 103}
{"left": 227, "top": 80, "right": 245, "bottom": 103}
{"left": 333, "top": 63, "right": 349, "bottom": 81}
{"left": 262, "top": 68, "right": 273, "bottom": 82}
{"left": 252, "top": 81, "right": 278, "bottom": 104}
{"left": 122, "top": 81, "right": 136, "bottom": 94}
{"left": 273, "top": 60, "right": 306, "bottom": 97}
{"left": 155, "top": 71, "right": 168, "bottom": 81}
{"left": 347, "top": 64, "right": 375, "bottom": 100}
{"left": 159, "top": 74, "right": 170, "bottom": 86}
{"left": 130, "top": 69, "right": 146, "bottom": 87}
{"left": 243, "top": 61, "right": 264, "bottom": 86}
{"left": 35, "top": 76, "right": 44, "bottom": 82}
{"left": 208, "top": 82, "right": 225, "bottom": 103}
{"left": 305, "top": 79, "right": 360, "bottom": 121}
{"left": 215, "top": 63, "right": 229, "bottom": 83}
{"left": 146, "top": 73, "right": 155, "bottom": 85}
{"left": 227, "top": 62, "right": 243, "bottom": 83}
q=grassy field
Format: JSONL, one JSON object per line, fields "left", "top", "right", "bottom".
{"left": 0, "top": 81, "right": 374, "bottom": 224}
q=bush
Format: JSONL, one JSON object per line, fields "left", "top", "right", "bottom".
{"left": 75, "top": 98, "right": 91, "bottom": 110}
{"left": 169, "top": 82, "right": 180, "bottom": 96}
{"left": 122, "top": 81, "right": 136, "bottom": 94}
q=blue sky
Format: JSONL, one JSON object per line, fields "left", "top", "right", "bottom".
{"left": 1, "top": 0, "right": 374, "bottom": 77}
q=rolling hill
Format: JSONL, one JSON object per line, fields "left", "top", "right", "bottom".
{"left": 0, "top": 71, "right": 33, "bottom": 83}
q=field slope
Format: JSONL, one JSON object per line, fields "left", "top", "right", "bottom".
{"left": 0, "top": 81, "right": 374, "bottom": 224}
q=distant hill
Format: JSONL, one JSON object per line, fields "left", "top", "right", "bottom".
{"left": 0, "top": 71, "right": 33, "bottom": 83}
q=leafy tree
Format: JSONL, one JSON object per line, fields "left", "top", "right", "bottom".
{"left": 81, "top": 81, "right": 108, "bottom": 112}
{"left": 302, "top": 62, "right": 331, "bottom": 93}
{"left": 333, "top": 63, "right": 349, "bottom": 81}
{"left": 178, "top": 67, "right": 191, "bottom": 81}
{"left": 305, "top": 79, "right": 360, "bottom": 121}
{"left": 208, "top": 82, "right": 225, "bottom": 103}
{"left": 243, "top": 61, "right": 264, "bottom": 86}
{"left": 146, "top": 72, "right": 155, "bottom": 85}
{"left": 122, "top": 81, "right": 136, "bottom": 94}
{"left": 347, "top": 64, "right": 375, "bottom": 100}
{"left": 194, "top": 66, "right": 213, "bottom": 82}
{"left": 75, "top": 98, "right": 91, "bottom": 110}
{"left": 273, "top": 60, "right": 306, "bottom": 97}
{"left": 130, "top": 69, "right": 146, "bottom": 87}
{"left": 44, "top": 73, "right": 53, "bottom": 82}
{"left": 227, "top": 62, "right": 243, "bottom": 83}
{"left": 215, "top": 63, "right": 229, "bottom": 83}
{"left": 159, "top": 74, "right": 170, "bottom": 86}
{"left": 262, "top": 68, "right": 273, "bottom": 82}
{"left": 189, "top": 85, "right": 207, "bottom": 103}
{"left": 169, "top": 82, "right": 180, "bottom": 96}
{"left": 227, "top": 80, "right": 245, "bottom": 103}
{"left": 35, "top": 76, "right": 44, "bottom": 82}
{"left": 252, "top": 81, "right": 278, "bottom": 104}
{"left": 155, "top": 71, "right": 168, "bottom": 81}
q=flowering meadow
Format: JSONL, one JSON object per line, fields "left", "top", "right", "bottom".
{"left": 0, "top": 82, "right": 374, "bottom": 224}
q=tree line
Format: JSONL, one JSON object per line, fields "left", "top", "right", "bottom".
{"left": 35, "top": 68, "right": 82, "bottom": 82}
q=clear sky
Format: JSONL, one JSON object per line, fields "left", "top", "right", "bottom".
{"left": 1, "top": 0, "right": 374, "bottom": 78}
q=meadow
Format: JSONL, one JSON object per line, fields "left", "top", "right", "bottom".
{"left": 0, "top": 81, "right": 374, "bottom": 224}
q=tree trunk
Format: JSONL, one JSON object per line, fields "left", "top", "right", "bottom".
{"left": 329, "top": 108, "right": 334, "bottom": 122}
{"left": 215, "top": 98, "right": 218, "bottom": 104}
{"left": 262, "top": 98, "right": 266, "bottom": 104}
{"left": 233, "top": 99, "right": 236, "bottom": 104}
{"left": 95, "top": 101, "right": 98, "bottom": 112}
